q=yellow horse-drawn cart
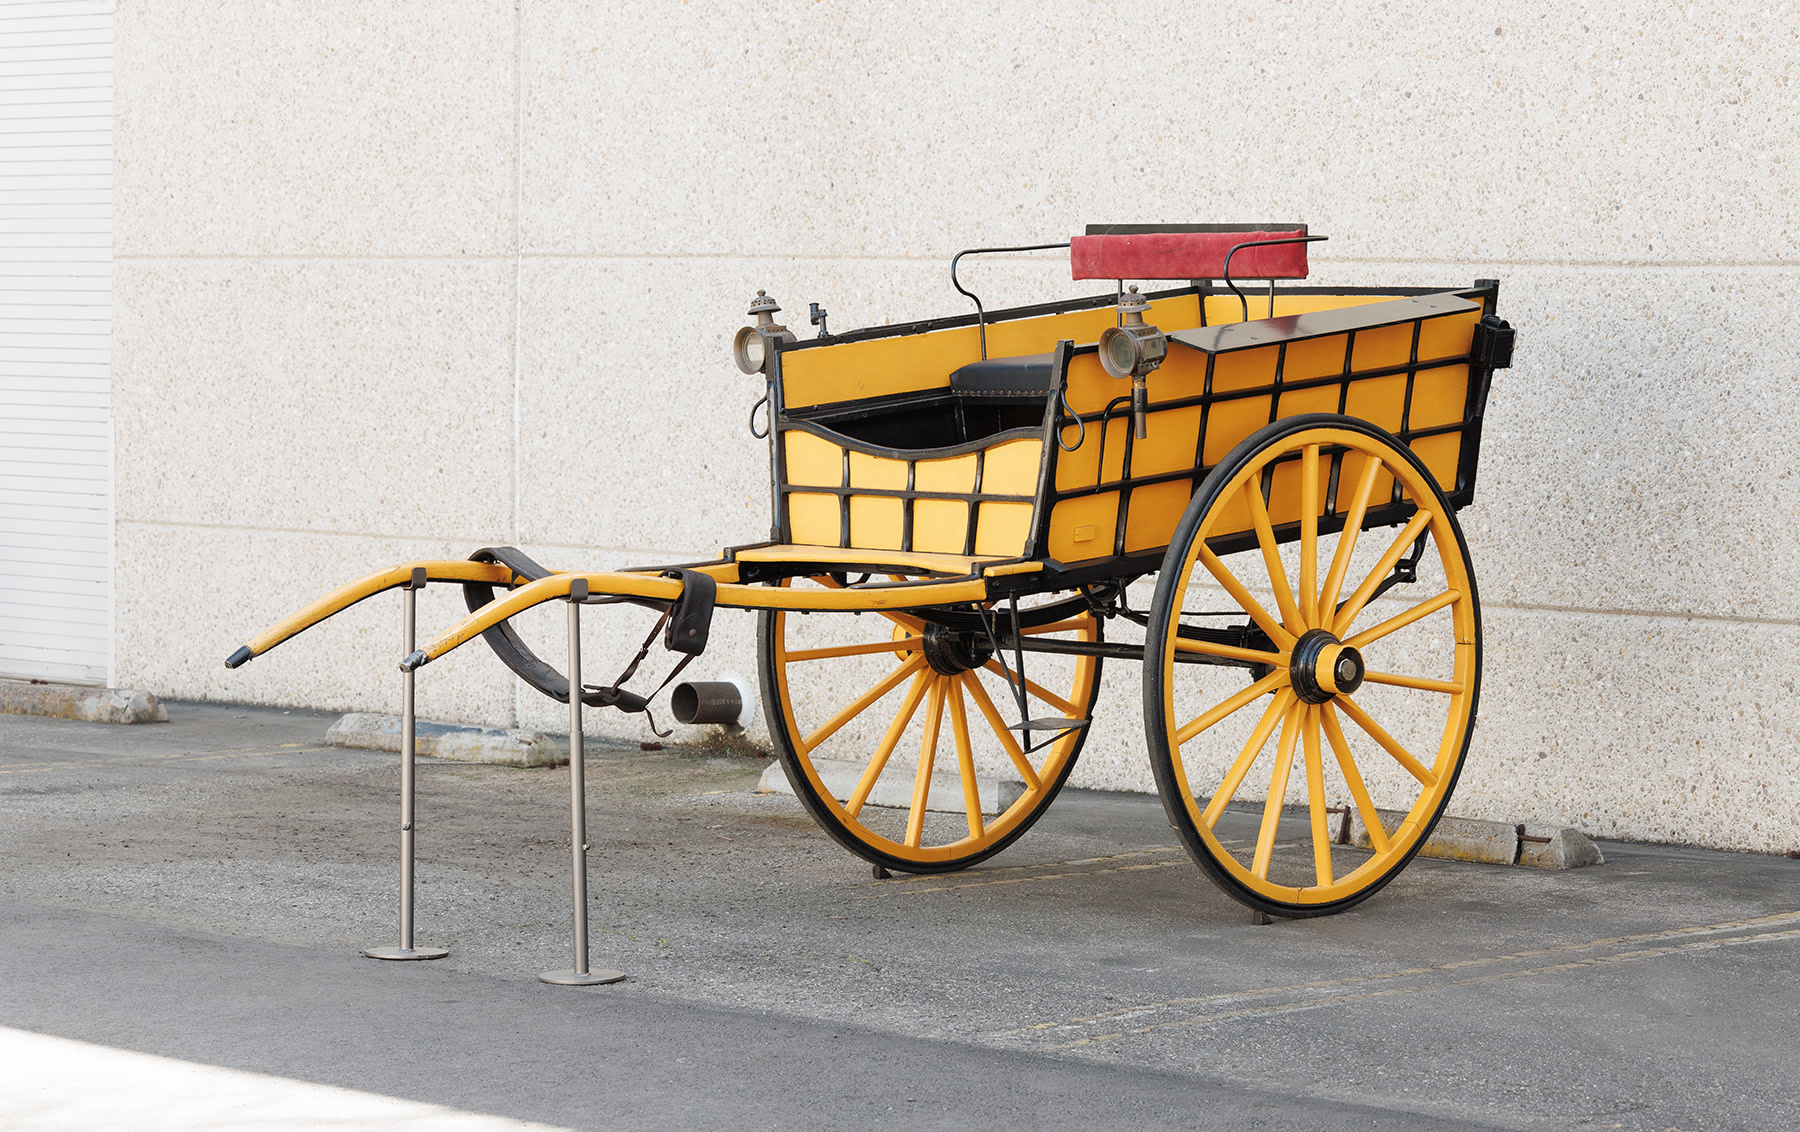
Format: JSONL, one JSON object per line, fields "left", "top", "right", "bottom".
{"left": 230, "top": 225, "right": 1513, "bottom": 922}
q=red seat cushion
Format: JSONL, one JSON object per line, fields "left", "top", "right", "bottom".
{"left": 1070, "top": 230, "right": 1309, "bottom": 281}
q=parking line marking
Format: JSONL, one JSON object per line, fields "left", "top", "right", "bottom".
{"left": 987, "top": 908, "right": 1800, "bottom": 1049}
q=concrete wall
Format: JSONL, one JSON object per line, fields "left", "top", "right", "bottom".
{"left": 114, "top": 4, "right": 1800, "bottom": 852}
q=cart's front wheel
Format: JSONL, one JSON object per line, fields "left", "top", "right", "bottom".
{"left": 1145, "top": 414, "right": 1481, "bottom": 917}
{"left": 760, "top": 580, "right": 1102, "bottom": 874}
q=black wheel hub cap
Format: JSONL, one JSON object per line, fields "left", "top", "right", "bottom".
{"left": 1290, "top": 628, "right": 1365, "bottom": 704}
{"left": 921, "top": 623, "right": 995, "bottom": 676}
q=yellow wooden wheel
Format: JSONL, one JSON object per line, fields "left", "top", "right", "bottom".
{"left": 1144, "top": 414, "right": 1480, "bottom": 917}
{"left": 759, "top": 578, "right": 1102, "bottom": 874}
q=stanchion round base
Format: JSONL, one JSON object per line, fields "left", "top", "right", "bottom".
{"left": 363, "top": 945, "right": 450, "bottom": 961}
{"left": 539, "top": 968, "right": 626, "bottom": 986}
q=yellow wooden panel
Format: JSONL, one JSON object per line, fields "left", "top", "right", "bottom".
{"left": 1203, "top": 293, "right": 1410, "bottom": 325}
{"left": 1203, "top": 294, "right": 1274, "bottom": 322}
{"left": 1202, "top": 395, "right": 1272, "bottom": 465}
{"left": 1064, "top": 350, "right": 1124, "bottom": 416}
{"left": 1416, "top": 310, "right": 1480, "bottom": 363}
{"left": 1282, "top": 333, "right": 1349, "bottom": 383}
{"left": 1275, "top": 382, "right": 1342, "bottom": 419}
{"left": 1047, "top": 493, "right": 1120, "bottom": 563}
{"left": 788, "top": 492, "right": 841, "bottom": 546}
{"left": 849, "top": 494, "right": 905, "bottom": 550}
{"left": 782, "top": 294, "right": 1207, "bottom": 412}
{"left": 913, "top": 452, "right": 977, "bottom": 494}
{"left": 913, "top": 499, "right": 971, "bottom": 553}
{"left": 1129, "top": 405, "right": 1203, "bottom": 477}
{"left": 1055, "top": 419, "right": 1101, "bottom": 491}
{"left": 1410, "top": 433, "right": 1462, "bottom": 492}
{"left": 1212, "top": 346, "right": 1278, "bottom": 393}
{"left": 975, "top": 502, "right": 1034, "bottom": 557}
{"left": 1343, "top": 373, "right": 1407, "bottom": 433}
{"left": 735, "top": 544, "right": 990, "bottom": 575}
{"left": 781, "top": 326, "right": 981, "bottom": 410}
{"left": 988, "top": 293, "right": 1202, "bottom": 357}
{"left": 1146, "top": 341, "right": 1209, "bottom": 403}
{"left": 981, "top": 438, "right": 1043, "bottom": 495}
{"left": 785, "top": 430, "right": 844, "bottom": 487}
{"left": 1409, "top": 366, "right": 1470, "bottom": 429}
{"left": 1351, "top": 321, "right": 1415, "bottom": 371}
{"left": 848, "top": 449, "right": 908, "bottom": 490}
{"left": 1123, "top": 478, "right": 1194, "bottom": 555}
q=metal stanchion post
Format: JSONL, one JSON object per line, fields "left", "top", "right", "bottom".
{"left": 541, "top": 578, "right": 625, "bottom": 986}
{"left": 365, "top": 567, "right": 449, "bottom": 962}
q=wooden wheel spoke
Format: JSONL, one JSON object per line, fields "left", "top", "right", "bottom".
{"left": 800, "top": 653, "right": 927, "bottom": 753}
{"left": 1299, "top": 444, "right": 1320, "bottom": 628}
{"left": 1302, "top": 706, "right": 1334, "bottom": 888}
{"left": 1198, "top": 546, "right": 1298, "bottom": 650}
{"left": 1321, "top": 703, "right": 1388, "bottom": 853}
{"left": 768, "top": 582, "right": 1101, "bottom": 868}
{"left": 1143, "top": 424, "right": 1479, "bottom": 912}
{"left": 1172, "top": 637, "right": 1289, "bottom": 667}
{"left": 1200, "top": 689, "right": 1294, "bottom": 828}
{"left": 784, "top": 638, "right": 921, "bottom": 662}
{"left": 1251, "top": 700, "right": 1303, "bottom": 879}
{"left": 1360, "top": 669, "right": 1464, "bottom": 695}
{"left": 1245, "top": 480, "right": 1304, "bottom": 635}
{"left": 1342, "top": 590, "right": 1459, "bottom": 650}
{"left": 1331, "top": 510, "right": 1432, "bottom": 637}
{"left": 905, "top": 678, "right": 948, "bottom": 847}
{"left": 1175, "top": 668, "right": 1287, "bottom": 746}
{"left": 947, "top": 683, "right": 985, "bottom": 839}
{"left": 1336, "top": 695, "right": 1437, "bottom": 786}
{"left": 845, "top": 670, "right": 931, "bottom": 817}
{"left": 960, "top": 672, "right": 1041, "bottom": 791}
{"left": 980, "top": 660, "right": 1080, "bottom": 718}
{"left": 1318, "top": 452, "right": 1382, "bottom": 618}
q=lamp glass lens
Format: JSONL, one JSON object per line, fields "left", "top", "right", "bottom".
{"left": 1104, "top": 330, "right": 1138, "bottom": 376}
{"left": 735, "top": 327, "right": 767, "bottom": 374}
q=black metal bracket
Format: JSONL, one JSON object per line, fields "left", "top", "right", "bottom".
{"left": 1222, "top": 234, "right": 1329, "bottom": 323}
{"left": 950, "top": 242, "right": 1072, "bottom": 360}
{"left": 1472, "top": 313, "right": 1516, "bottom": 369}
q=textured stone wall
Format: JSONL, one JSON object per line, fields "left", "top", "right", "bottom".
{"left": 114, "top": 4, "right": 1800, "bottom": 851}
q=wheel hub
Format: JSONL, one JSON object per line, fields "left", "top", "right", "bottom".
{"left": 920, "top": 623, "right": 994, "bottom": 676}
{"left": 1289, "top": 628, "right": 1365, "bottom": 704}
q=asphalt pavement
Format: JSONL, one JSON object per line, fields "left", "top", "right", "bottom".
{"left": 2, "top": 702, "right": 1796, "bottom": 1131}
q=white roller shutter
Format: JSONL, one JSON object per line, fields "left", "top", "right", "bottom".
{"left": 0, "top": 0, "right": 111, "bottom": 686}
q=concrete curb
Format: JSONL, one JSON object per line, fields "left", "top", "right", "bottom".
{"left": 756, "top": 759, "right": 1023, "bottom": 816}
{"left": 0, "top": 680, "right": 168, "bottom": 724}
{"left": 1349, "top": 808, "right": 1605, "bottom": 869}
{"left": 325, "top": 713, "right": 566, "bottom": 768}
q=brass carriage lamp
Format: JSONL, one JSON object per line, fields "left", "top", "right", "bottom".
{"left": 733, "top": 290, "right": 795, "bottom": 374}
{"left": 1097, "top": 286, "right": 1166, "bottom": 439}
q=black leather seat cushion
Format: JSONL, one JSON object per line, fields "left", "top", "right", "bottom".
{"left": 948, "top": 353, "right": 1055, "bottom": 400}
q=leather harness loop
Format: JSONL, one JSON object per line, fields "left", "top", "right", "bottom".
{"left": 460, "top": 548, "right": 716, "bottom": 738}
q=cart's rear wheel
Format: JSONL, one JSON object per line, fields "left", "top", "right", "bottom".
{"left": 1144, "top": 414, "right": 1481, "bottom": 917}
{"left": 760, "top": 578, "right": 1102, "bottom": 874}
